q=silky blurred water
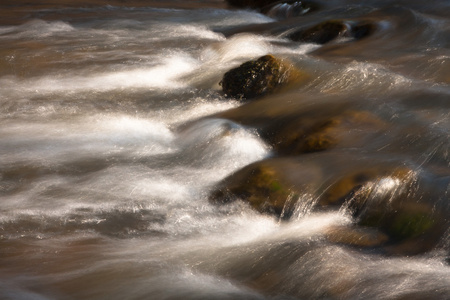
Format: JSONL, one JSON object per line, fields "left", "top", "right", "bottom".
{"left": 0, "top": 1, "right": 449, "bottom": 299}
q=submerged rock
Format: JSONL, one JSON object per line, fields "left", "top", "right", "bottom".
{"left": 264, "top": 110, "right": 386, "bottom": 155}
{"left": 225, "top": 0, "right": 279, "bottom": 9}
{"left": 263, "top": 1, "right": 318, "bottom": 18}
{"left": 209, "top": 153, "right": 448, "bottom": 254}
{"left": 288, "top": 20, "right": 376, "bottom": 44}
{"left": 325, "top": 225, "right": 389, "bottom": 248}
{"left": 335, "top": 169, "right": 448, "bottom": 255}
{"left": 319, "top": 166, "right": 413, "bottom": 207}
{"left": 220, "top": 55, "right": 305, "bottom": 100}
{"left": 226, "top": 0, "right": 318, "bottom": 17}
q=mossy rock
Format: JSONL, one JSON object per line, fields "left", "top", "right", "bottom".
{"left": 344, "top": 172, "right": 448, "bottom": 254}
{"left": 357, "top": 201, "right": 438, "bottom": 239}
{"left": 209, "top": 158, "right": 324, "bottom": 218}
{"left": 220, "top": 55, "right": 305, "bottom": 100}
{"left": 319, "top": 164, "right": 447, "bottom": 255}
{"left": 288, "top": 20, "right": 376, "bottom": 44}
{"left": 319, "top": 166, "right": 439, "bottom": 240}
{"left": 210, "top": 164, "right": 296, "bottom": 217}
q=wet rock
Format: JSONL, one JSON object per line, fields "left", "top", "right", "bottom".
{"left": 209, "top": 150, "right": 448, "bottom": 255}
{"left": 288, "top": 20, "right": 376, "bottom": 44}
{"left": 319, "top": 166, "right": 413, "bottom": 207}
{"left": 210, "top": 163, "right": 297, "bottom": 218}
{"left": 220, "top": 55, "right": 305, "bottom": 100}
{"left": 338, "top": 170, "right": 448, "bottom": 255}
{"left": 209, "top": 157, "right": 325, "bottom": 218}
{"left": 318, "top": 164, "right": 448, "bottom": 255}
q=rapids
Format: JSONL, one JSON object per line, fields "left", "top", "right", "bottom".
{"left": 0, "top": 0, "right": 449, "bottom": 299}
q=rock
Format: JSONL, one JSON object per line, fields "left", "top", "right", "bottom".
{"left": 325, "top": 225, "right": 389, "bottom": 248}
{"left": 288, "top": 20, "right": 376, "bottom": 44}
{"left": 209, "top": 151, "right": 448, "bottom": 254}
{"left": 226, "top": 0, "right": 318, "bottom": 17}
{"left": 225, "top": 0, "right": 282, "bottom": 9}
{"left": 289, "top": 20, "right": 347, "bottom": 44}
{"left": 220, "top": 55, "right": 304, "bottom": 100}
{"left": 319, "top": 166, "right": 413, "bottom": 207}
{"left": 263, "top": 110, "right": 387, "bottom": 155}
{"left": 319, "top": 163, "right": 448, "bottom": 255}
{"left": 341, "top": 170, "right": 448, "bottom": 255}
{"left": 210, "top": 163, "right": 297, "bottom": 218}
{"left": 263, "top": 1, "right": 319, "bottom": 18}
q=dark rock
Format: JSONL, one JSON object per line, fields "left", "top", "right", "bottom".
{"left": 351, "top": 22, "right": 376, "bottom": 40}
{"left": 263, "top": 1, "right": 319, "bottom": 18}
{"left": 220, "top": 55, "right": 304, "bottom": 100}
{"left": 226, "top": 0, "right": 318, "bottom": 17}
{"left": 288, "top": 20, "right": 376, "bottom": 44}
{"left": 225, "top": 0, "right": 282, "bottom": 9}
{"left": 289, "top": 20, "right": 348, "bottom": 44}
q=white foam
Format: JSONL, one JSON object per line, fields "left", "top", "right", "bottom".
{"left": 161, "top": 98, "right": 240, "bottom": 126}
{"left": 161, "top": 23, "right": 225, "bottom": 41}
{"left": 0, "top": 54, "right": 197, "bottom": 97}
{"left": 1, "top": 19, "right": 75, "bottom": 38}
{"left": 0, "top": 114, "right": 175, "bottom": 163}
{"left": 317, "top": 61, "right": 412, "bottom": 95}
{"left": 177, "top": 118, "right": 271, "bottom": 175}
{"left": 201, "top": 33, "right": 274, "bottom": 64}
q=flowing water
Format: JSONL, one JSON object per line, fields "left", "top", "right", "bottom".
{"left": 0, "top": 0, "right": 449, "bottom": 299}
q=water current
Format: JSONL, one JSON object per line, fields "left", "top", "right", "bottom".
{"left": 0, "top": 0, "right": 449, "bottom": 299}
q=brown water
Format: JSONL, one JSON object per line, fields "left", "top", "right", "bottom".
{"left": 0, "top": 0, "right": 449, "bottom": 299}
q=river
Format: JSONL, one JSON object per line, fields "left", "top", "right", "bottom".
{"left": 0, "top": 0, "right": 449, "bottom": 299}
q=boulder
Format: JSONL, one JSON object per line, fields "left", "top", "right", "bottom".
{"left": 220, "top": 55, "right": 305, "bottom": 100}
{"left": 341, "top": 170, "right": 448, "bottom": 255}
{"left": 288, "top": 20, "right": 376, "bottom": 44}
{"left": 209, "top": 152, "right": 448, "bottom": 254}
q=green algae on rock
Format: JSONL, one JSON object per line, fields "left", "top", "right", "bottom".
{"left": 208, "top": 152, "right": 448, "bottom": 255}
{"left": 209, "top": 163, "right": 299, "bottom": 218}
